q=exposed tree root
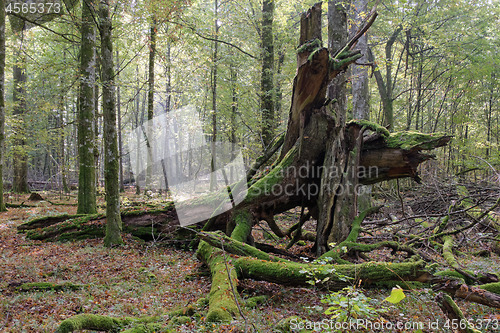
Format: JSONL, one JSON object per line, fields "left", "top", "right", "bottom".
{"left": 317, "top": 206, "right": 382, "bottom": 263}
{"left": 199, "top": 230, "right": 286, "bottom": 262}
{"left": 196, "top": 241, "right": 241, "bottom": 322}
{"left": 436, "top": 293, "right": 482, "bottom": 333}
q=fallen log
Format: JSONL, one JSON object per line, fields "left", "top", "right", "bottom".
{"left": 196, "top": 241, "right": 242, "bottom": 322}
{"left": 434, "top": 279, "right": 500, "bottom": 309}
{"left": 436, "top": 293, "right": 481, "bottom": 333}
{"left": 233, "top": 257, "right": 428, "bottom": 289}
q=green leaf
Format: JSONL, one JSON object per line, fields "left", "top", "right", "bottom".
{"left": 383, "top": 287, "right": 406, "bottom": 304}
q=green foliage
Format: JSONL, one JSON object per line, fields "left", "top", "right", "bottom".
{"left": 321, "top": 286, "right": 387, "bottom": 323}
{"left": 383, "top": 286, "right": 406, "bottom": 304}
{"left": 299, "top": 257, "right": 352, "bottom": 287}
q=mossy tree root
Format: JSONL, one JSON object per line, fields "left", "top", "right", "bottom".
{"left": 436, "top": 293, "right": 482, "bottom": 333}
{"left": 196, "top": 241, "right": 241, "bottom": 323}
{"left": 230, "top": 209, "right": 255, "bottom": 243}
{"left": 234, "top": 258, "right": 427, "bottom": 289}
{"left": 317, "top": 206, "right": 381, "bottom": 263}
{"left": 198, "top": 231, "right": 285, "bottom": 262}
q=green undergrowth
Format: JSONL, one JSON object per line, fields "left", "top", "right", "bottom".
{"left": 16, "top": 282, "right": 86, "bottom": 292}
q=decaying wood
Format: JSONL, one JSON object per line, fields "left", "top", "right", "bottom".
{"left": 434, "top": 280, "right": 500, "bottom": 309}
{"left": 436, "top": 293, "right": 482, "bottom": 333}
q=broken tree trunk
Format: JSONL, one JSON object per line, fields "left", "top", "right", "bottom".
{"left": 18, "top": 3, "right": 449, "bottom": 261}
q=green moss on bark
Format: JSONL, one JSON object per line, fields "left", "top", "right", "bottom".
{"left": 199, "top": 230, "right": 285, "bottom": 262}
{"left": 386, "top": 131, "right": 448, "bottom": 150}
{"left": 442, "top": 236, "right": 459, "bottom": 269}
{"left": 245, "top": 295, "right": 268, "bottom": 308}
{"left": 347, "top": 119, "right": 389, "bottom": 138}
{"left": 18, "top": 213, "right": 91, "bottom": 231}
{"left": 244, "top": 146, "right": 297, "bottom": 203}
{"left": 479, "top": 282, "right": 500, "bottom": 295}
{"left": 234, "top": 257, "right": 425, "bottom": 289}
{"left": 197, "top": 241, "right": 240, "bottom": 322}
{"left": 230, "top": 210, "right": 254, "bottom": 243}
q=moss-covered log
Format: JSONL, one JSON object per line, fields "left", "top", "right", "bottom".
{"left": 479, "top": 282, "right": 500, "bottom": 296}
{"left": 436, "top": 293, "right": 482, "bottom": 333}
{"left": 196, "top": 241, "right": 241, "bottom": 323}
{"left": 55, "top": 305, "right": 194, "bottom": 332}
{"left": 17, "top": 204, "right": 183, "bottom": 242}
{"left": 234, "top": 258, "right": 427, "bottom": 289}
{"left": 55, "top": 314, "right": 139, "bottom": 333}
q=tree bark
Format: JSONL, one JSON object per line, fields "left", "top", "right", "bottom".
{"left": 367, "top": 26, "right": 402, "bottom": 130}
{"left": 316, "top": 0, "right": 356, "bottom": 254}
{"left": 116, "top": 50, "right": 124, "bottom": 192}
{"left": 350, "top": 0, "right": 372, "bottom": 212}
{"left": 12, "top": 26, "right": 29, "bottom": 193}
{"left": 146, "top": 16, "right": 156, "bottom": 190}
{"left": 98, "top": 0, "right": 123, "bottom": 246}
{"left": 350, "top": 0, "right": 369, "bottom": 121}
{"left": 261, "top": 0, "right": 275, "bottom": 147}
{"left": 77, "top": 0, "right": 97, "bottom": 214}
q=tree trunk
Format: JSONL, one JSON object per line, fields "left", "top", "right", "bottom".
{"left": 0, "top": 0, "right": 5, "bottom": 211}
{"left": 350, "top": 0, "right": 369, "bottom": 121}
{"left": 116, "top": 50, "right": 124, "bottom": 192}
{"left": 230, "top": 65, "right": 238, "bottom": 183}
{"left": 146, "top": 17, "right": 156, "bottom": 191}
{"left": 350, "top": 0, "right": 372, "bottom": 211}
{"left": 315, "top": 0, "right": 356, "bottom": 254}
{"left": 98, "top": 0, "right": 123, "bottom": 246}
{"left": 368, "top": 26, "right": 402, "bottom": 130}
{"left": 12, "top": 25, "right": 29, "bottom": 193}
{"left": 261, "top": 0, "right": 275, "bottom": 148}
{"left": 77, "top": 0, "right": 97, "bottom": 214}
{"left": 210, "top": 0, "right": 220, "bottom": 191}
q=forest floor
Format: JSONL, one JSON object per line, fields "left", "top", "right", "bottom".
{"left": 0, "top": 177, "right": 499, "bottom": 332}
